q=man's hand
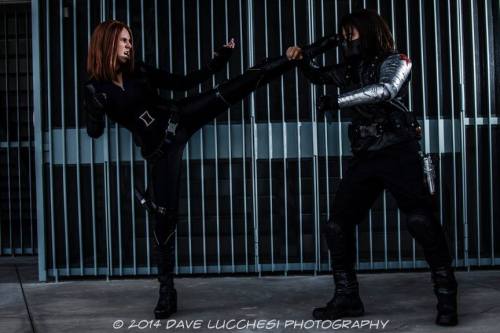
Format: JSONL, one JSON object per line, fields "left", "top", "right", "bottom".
{"left": 286, "top": 46, "right": 303, "bottom": 60}
{"left": 316, "top": 94, "right": 339, "bottom": 122}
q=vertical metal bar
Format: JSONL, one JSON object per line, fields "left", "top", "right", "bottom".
{"left": 238, "top": 0, "right": 249, "bottom": 273}
{"left": 349, "top": 0, "right": 363, "bottom": 270}
{"left": 14, "top": 10, "right": 23, "bottom": 254}
{"left": 456, "top": 0, "right": 469, "bottom": 269}
{"left": 72, "top": 0, "right": 84, "bottom": 275}
{"left": 32, "top": 0, "right": 47, "bottom": 280}
{"left": 139, "top": 0, "right": 151, "bottom": 275}
{"left": 224, "top": 0, "right": 235, "bottom": 273}
{"left": 320, "top": 0, "right": 331, "bottom": 272}
{"left": 194, "top": 0, "right": 207, "bottom": 273}
{"left": 277, "top": 0, "right": 288, "bottom": 274}
{"left": 404, "top": 0, "right": 416, "bottom": 267}
{"left": 4, "top": 11, "right": 13, "bottom": 256}
{"left": 210, "top": 0, "right": 221, "bottom": 274}
{"left": 332, "top": 0, "right": 339, "bottom": 270}
{"left": 469, "top": 0, "right": 481, "bottom": 265}
{"left": 247, "top": 0, "right": 260, "bottom": 275}
{"left": 152, "top": 0, "right": 164, "bottom": 275}
{"left": 374, "top": 0, "right": 388, "bottom": 270}
{"left": 307, "top": 0, "right": 321, "bottom": 275}
{"left": 418, "top": 1, "right": 430, "bottom": 153}
{"left": 4, "top": 8, "right": 11, "bottom": 255}
{"left": 419, "top": 0, "right": 432, "bottom": 260}
{"left": 125, "top": 0, "right": 137, "bottom": 276}
{"left": 484, "top": 0, "right": 495, "bottom": 265}
{"left": 60, "top": 0, "right": 70, "bottom": 275}
{"left": 45, "top": 1, "right": 58, "bottom": 281}
{"left": 110, "top": 0, "right": 123, "bottom": 276}
{"left": 25, "top": 9, "right": 34, "bottom": 255}
{"left": 168, "top": 0, "right": 187, "bottom": 274}
{"left": 432, "top": 0, "right": 445, "bottom": 236}
{"left": 446, "top": 0, "right": 459, "bottom": 265}
{"left": 87, "top": 0, "right": 98, "bottom": 277}
{"left": 264, "top": 0, "right": 275, "bottom": 273}
{"left": 390, "top": 0, "right": 402, "bottom": 269}
{"left": 102, "top": 0, "right": 113, "bottom": 280}
{"left": 291, "top": 0, "right": 304, "bottom": 272}
{"left": 3, "top": 10, "right": 9, "bottom": 255}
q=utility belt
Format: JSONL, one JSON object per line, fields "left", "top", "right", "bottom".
{"left": 348, "top": 111, "right": 421, "bottom": 142}
{"left": 140, "top": 106, "right": 182, "bottom": 163}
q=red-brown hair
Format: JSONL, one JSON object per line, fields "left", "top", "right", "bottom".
{"left": 86, "top": 20, "right": 135, "bottom": 81}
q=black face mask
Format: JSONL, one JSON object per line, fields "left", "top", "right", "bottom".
{"left": 342, "top": 39, "right": 363, "bottom": 60}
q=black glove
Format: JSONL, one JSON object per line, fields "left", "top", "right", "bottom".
{"left": 83, "top": 83, "right": 106, "bottom": 138}
{"left": 302, "top": 33, "right": 343, "bottom": 60}
{"left": 316, "top": 94, "right": 339, "bottom": 122}
{"left": 317, "top": 94, "right": 339, "bottom": 112}
{"left": 207, "top": 44, "right": 234, "bottom": 72}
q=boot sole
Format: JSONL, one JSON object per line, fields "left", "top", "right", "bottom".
{"left": 313, "top": 308, "right": 365, "bottom": 320}
{"left": 154, "top": 309, "right": 177, "bottom": 320}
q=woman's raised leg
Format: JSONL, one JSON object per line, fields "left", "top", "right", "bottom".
{"left": 176, "top": 55, "right": 297, "bottom": 138}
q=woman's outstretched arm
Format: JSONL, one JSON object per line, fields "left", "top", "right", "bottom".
{"left": 137, "top": 39, "right": 236, "bottom": 91}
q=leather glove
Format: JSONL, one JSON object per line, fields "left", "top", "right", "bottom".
{"left": 317, "top": 94, "right": 339, "bottom": 111}
{"left": 207, "top": 45, "right": 234, "bottom": 72}
{"left": 83, "top": 83, "right": 106, "bottom": 138}
{"left": 316, "top": 94, "right": 339, "bottom": 122}
{"left": 302, "top": 33, "right": 343, "bottom": 60}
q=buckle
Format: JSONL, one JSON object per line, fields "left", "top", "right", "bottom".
{"left": 358, "top": 124, "right": 382, "bottom": 138}
{"left": 166, "top": 119, "right": 177, "bottom": 136}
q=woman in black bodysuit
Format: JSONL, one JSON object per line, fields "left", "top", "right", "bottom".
{"left": 84, "top": 20, "right": 336, "bottom": 319}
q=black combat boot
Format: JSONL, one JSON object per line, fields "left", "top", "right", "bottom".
{"left": 431, "top": 266, "right": 458, "bottom": 326}
{"left": 153, "top": 216, "right": 178, "bottom": 320}
{"left": 312, "top": 269, "right": 365, "bottom": 320}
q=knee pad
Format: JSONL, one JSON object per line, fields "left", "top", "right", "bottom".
{"left": 406, "top": 211, "right": 436, "bottom": 246}
{"left": 153, "top": 209, "right": 177, "bottom": 248}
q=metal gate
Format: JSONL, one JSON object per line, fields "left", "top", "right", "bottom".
{"left": 0, "top": 1, "right": 36, "bottom": 256}
{"left": 27, "top": 0, "right": 500, "bottom": 282}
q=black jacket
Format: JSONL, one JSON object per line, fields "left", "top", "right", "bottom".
{"left": 300, "top": 51, "right": 417, "bottom": 152}
{"left": 83, "top": 47, "right": 232, "bottom": 159}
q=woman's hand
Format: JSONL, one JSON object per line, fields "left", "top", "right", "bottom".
{"left": 209, "top": 38, "right": 236, "bottom": 72}
{"left": 223, "top": 38, "right": 236, "bottom": 49}
{"left": 286, "top": 46, "right": 303, "bottom": 60}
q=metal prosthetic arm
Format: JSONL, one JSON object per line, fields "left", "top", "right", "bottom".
{"left": 337, "top": 53, "right": 412, "bottom": 108}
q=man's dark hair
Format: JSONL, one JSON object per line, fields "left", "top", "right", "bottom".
{"left": 340, "top": 9, "right": 395, "bottom": 58}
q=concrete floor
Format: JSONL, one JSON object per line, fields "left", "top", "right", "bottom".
{"left": 1, "top": 257, "right": 499, "bottom": 333}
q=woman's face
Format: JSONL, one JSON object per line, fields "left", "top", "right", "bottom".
{"left": 116, "top": 28, "right": 132, "bottom": 65}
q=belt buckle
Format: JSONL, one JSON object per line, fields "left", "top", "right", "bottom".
{"left": 359, "top": 124, "right": 381, "bottom": 138}
{"left": 166, "top": 120, "right": 177, "bottom": 136}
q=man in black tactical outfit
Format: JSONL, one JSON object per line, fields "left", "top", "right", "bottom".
{"left": 287, "top": 9, "right": 458, "bottom": 326}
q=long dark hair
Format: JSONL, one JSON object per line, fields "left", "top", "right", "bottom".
{"left": 86, "top": 20, "right": 135, "bottom": 81}
{"left": 340, "top": 9, "right": 395, "bottom": 58}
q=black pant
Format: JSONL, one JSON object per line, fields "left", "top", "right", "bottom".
{"left": 324, "top": 139, "right": 453, "bottom": 271}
